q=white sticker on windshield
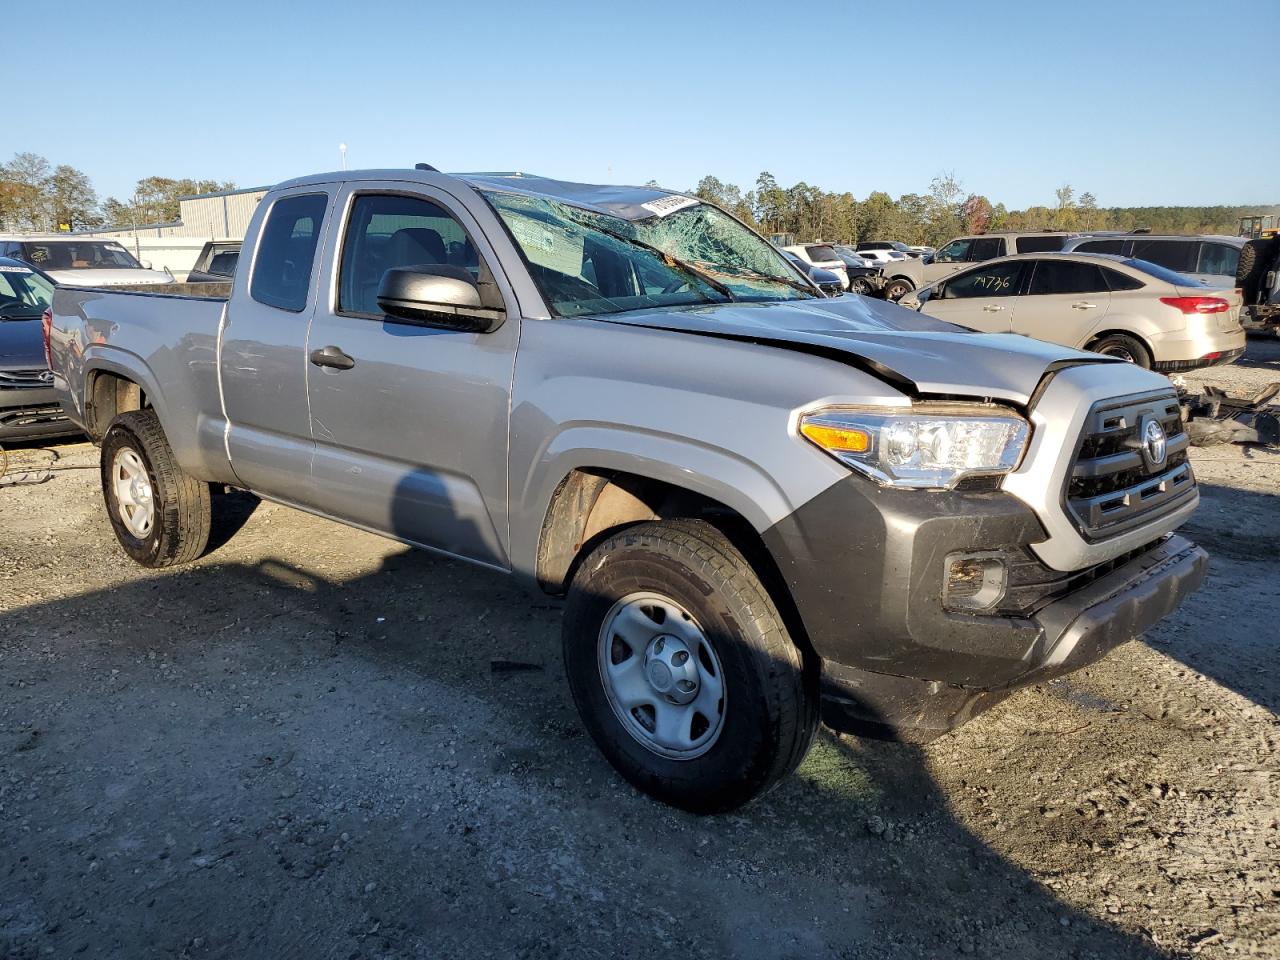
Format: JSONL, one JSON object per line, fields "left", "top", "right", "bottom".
{"left": 0, "top": 265, "right": 32, "bottom": 273}
{"left": 105, "top": 243, "right": 127, "bottom": 252}
{"left": 640, "top": 195, "right": 699, "bottom": 218}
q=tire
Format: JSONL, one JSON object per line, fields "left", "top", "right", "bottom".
{"left": 850, "top": 277, "right": 873, "bottom": 296}
{"left": 100, "top": 410, "right": 211, "bottom": 567}
{"left": 1235, "top": 238, "right": 1277, "bottom": 303}
{"left": 1088, "top": 333, "right": 1152, "bottom": 368}
{"left": 562, "top": 520, "right": 818, "bottom": 813}
{"left": 883, "top": 278, "right": 913, "bottom": 302}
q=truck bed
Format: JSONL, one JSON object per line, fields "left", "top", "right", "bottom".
{"left": 49, "top": 282, "right": 234, "bottom": 481}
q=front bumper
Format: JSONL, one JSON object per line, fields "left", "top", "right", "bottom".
{"left": 818, "top": 535, "right": 1206, "bottom": 738}
{"left": 762, "top": 478, "right": 1207, "bottom": 739}
{"left": 0, "top": 385, "right": 77, "bottom": 442}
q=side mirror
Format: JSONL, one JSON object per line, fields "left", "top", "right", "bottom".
{"left": 376, "top": 264, "right": 505, "bottom": 333}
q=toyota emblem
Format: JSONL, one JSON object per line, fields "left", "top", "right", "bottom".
{"left": 1143, "top": 418, "right": 1167, "bottom": 468}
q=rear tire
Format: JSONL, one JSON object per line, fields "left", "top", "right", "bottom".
{"left": 1089, "top": 333, "right": 1152, "bottom": 368}
{"left": 100, "top": 410, "right": 211, "bottom": 567}
{"left": 562, "top": 520, "right": 818, "bottom": 813}
{"left": 883, "top": 278, "right": 913, "bottom": 302}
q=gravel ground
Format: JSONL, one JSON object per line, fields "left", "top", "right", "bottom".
{"left": 1, "top": 339, "right": 1278, "bottom": 960}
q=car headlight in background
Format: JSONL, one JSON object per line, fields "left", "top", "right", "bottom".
{"left": 799, "top": 405, "right": 1029, "bottom": 490}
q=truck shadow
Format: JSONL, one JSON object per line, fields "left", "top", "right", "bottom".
{"left": 2, "top": 542, "right": 1178, "bottom": 958}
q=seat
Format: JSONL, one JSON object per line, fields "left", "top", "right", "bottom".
{"left": 384, "top": 227, "right": 446, "bottom": 267}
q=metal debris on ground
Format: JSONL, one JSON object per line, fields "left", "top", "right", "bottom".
{"left": 1178, "top": 382, "right": 1280, "bottom": 447}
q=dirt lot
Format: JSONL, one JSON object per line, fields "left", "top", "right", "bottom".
{"left": 2, "top": 340, "right": 1278, "bottom": 960}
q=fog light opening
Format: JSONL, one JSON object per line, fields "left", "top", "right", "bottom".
{"left": 944, "top": 552, "right": 1007, "bottom": 612}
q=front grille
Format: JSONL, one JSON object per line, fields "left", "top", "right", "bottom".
{"left": 0, "top": 403, "right": 66, "bottom": 428}
{"left": 1065, "top": 391, "right": 1195, "bottom": 541}
{"left": 0, "top": 368, "right": 52, "bottom": 390}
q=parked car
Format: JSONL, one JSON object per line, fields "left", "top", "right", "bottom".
{"left": 855, "top": 248, "right": 909, "bottom": 264}
{"left": 854, "top": 251, "right": 924, "bottom": 302}
{"left": 1062, "top": 234, "right": 1242, "bottom": 290}
{"left": 907, "top": 245, "right": 935, "bottom": 257}
{"left": 0, "top": 236, "right": 174, "bottom": 287}
{"left": 48, "top": 168, "right": 1208, "bottom": 812}
{"left": 0, "top": 257, "right": 76, "bottom": 441}
{"left": 855, "top": 240, "right": 920, "bottom": 259}
{"left": 829, "top": 246, "right": 883, "bottom": 295}
{"left": 184, "top": 240, "right": 241, "bottom": 283}
{"left": 782, "top": 251, "right": 843, "bottom": 296}
{"left": 902, "top": 252, "right": 1245, "bottom": 371}
{"left": 923, "top": 232, "right": 1080, "bottom": 284}
{"left": 783, "top": 243, "right": 849, "bottom": 289}
{"left": 1236, "top": 235, "right": 1280, "bottom": 336}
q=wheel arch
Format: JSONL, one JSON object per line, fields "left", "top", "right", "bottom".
{"left": 533, "top": 466, "right": 817, "bottom": 659}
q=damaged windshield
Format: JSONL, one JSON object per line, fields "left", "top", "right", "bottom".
{"left": 480, "top": 190, "right": 816, "bottom": 317}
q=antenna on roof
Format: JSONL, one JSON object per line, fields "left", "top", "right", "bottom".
{"left": 415, "top": 163, "right": 438, "bottom": 172}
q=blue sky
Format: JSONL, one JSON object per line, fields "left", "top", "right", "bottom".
{"left": 10, "top": 0, "right": 1278, "bottom": 208}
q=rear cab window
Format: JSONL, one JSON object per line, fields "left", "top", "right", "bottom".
{"left": 250, "top": 193, "right": 329, "bottom": 312}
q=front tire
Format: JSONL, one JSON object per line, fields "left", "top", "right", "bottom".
{"left": 562, "top": 520, "right": 817, "bottom": 813}
{"left": 100, "top": 410, "right": 211, "bottom": 567}
{"left": 850, "top": 277, "right": 873, "bottom": 296}
{"left": 883, "top": 278, "right": 913, "bottom": 301}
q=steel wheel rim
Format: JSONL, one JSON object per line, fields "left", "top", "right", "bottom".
{"left": 1100, "top": 344, "right": 1136, "bottom": 363}
{"left": 112, "top": 447, "right": 154, "bottom": 538}
{"left": 597, "top": 591, "right": 726, "bottom": 761}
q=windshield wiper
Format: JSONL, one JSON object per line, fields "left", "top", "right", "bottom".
{"left": 578, "top": 220, "right": 737, "bottom": 303}
{"left": 692, "top": 262, "right": 816, "bottom": 296}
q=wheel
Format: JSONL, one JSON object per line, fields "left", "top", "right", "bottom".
{"left": 562, "top": 520, "right": 818, "bottom": 813}
{"left": 1088, "top": 333, "right": 1152, "bottom": 368}
{"left": 882, "top": 278, "right": 913, "bottom": 302}
{"left": 100, "top": 410, "right": 211, "bottom": 567}
{"left": 850, "top": 277, "right": 873, "bottom": 296}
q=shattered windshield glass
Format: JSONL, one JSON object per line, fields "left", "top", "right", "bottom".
{"left": 480, "top": 190, "right": 816, "bottom": 317}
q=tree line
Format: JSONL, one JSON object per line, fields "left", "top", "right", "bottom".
{"left": 689, "top": 173, "right": 1273, "bottom": 246}
{"left": 0, "top": 152, "right": 233, "bottom": 232}
{"left": 2, "top": 151, "right": 1272, "bottom": 241}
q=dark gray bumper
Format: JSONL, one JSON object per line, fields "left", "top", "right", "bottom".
{"left": 819, "top": 535, "right": 1208, "bottom": 739}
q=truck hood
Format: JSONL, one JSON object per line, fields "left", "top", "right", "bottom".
{"left": 593, "top": 295, "right": 1120, "bottom": 404}
{"left": 43, "top": 267, "right": 174, "bottom": 287}
{"left": 0, "top": 317, "right": 46, "bottom": 369}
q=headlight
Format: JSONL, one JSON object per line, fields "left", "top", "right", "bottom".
{"left": 799, "top": 405, "right": 1029, "bottom": 490}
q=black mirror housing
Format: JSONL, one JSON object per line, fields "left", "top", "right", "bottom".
{"left": 376, "top": 264, "right": 505, "bottom": 333}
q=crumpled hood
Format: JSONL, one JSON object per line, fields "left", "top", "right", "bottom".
{"left": 0, "top": 318, "right": 46, "bottom": 368}
{"left": 593, "top": 295, "right": 1120, "bottom": 404}
{"left": 43, "top": 267, "right": 173, "bottom": 287}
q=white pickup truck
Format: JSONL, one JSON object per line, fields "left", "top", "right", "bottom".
{"left": 47, "top": 167, "right": 1208, "bottom": 811}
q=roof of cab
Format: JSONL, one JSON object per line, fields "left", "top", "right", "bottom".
{"left": 271, "top": 168, "right": 696, "bottom": 222}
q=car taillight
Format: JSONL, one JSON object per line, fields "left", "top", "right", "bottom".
{"left": 1159, "top": 296, "right": 1230, "bottom": 314}
{"left": 41, "top": 308, "right": 54, "bottom": 369}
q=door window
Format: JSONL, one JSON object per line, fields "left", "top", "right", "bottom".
{"left": 942, "top": 261, "right": 1023, "bottom": 298}
{"left": 967, "top": 237, "right": 1004, "bottom": 262}
{"left": 1197, "top": 242, "right": 1240, "bottom": 277}
{"left": 1101, "top": 267, "right": 1144, "bottom": 291}
{"left": 1027, "top": 260, "right": 1109, "bottom": 295}
{"left": 338, "top": 193, "right": 482, "bottom": 316}
{"left": 1014, "top": 235, "right": 1068, "bottom": 253}
{"left": 1129, "top": 239, "right": 1196, "bottom": 274}
{"left": 1074, "top": 239, "right": 1124, "bottom": 255}
{"left": 934, "top": 239, "right": 972, "bottom": 263}
{"left": 250, "top": 193, "right": 328, "bottom": 312}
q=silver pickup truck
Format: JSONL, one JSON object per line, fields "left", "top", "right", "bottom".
{"left": 47, "top": 167, "right": 1208, "bottom": 812}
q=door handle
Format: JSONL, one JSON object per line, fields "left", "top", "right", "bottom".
{"left": 309, "top": 345, "right": 355, "bottom": 370}
{"left": 1071, "top": 302, "right": 1098, "bottom": 310}
{"left": 982, "top": 304, "right": 1005, "bottom": 312}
